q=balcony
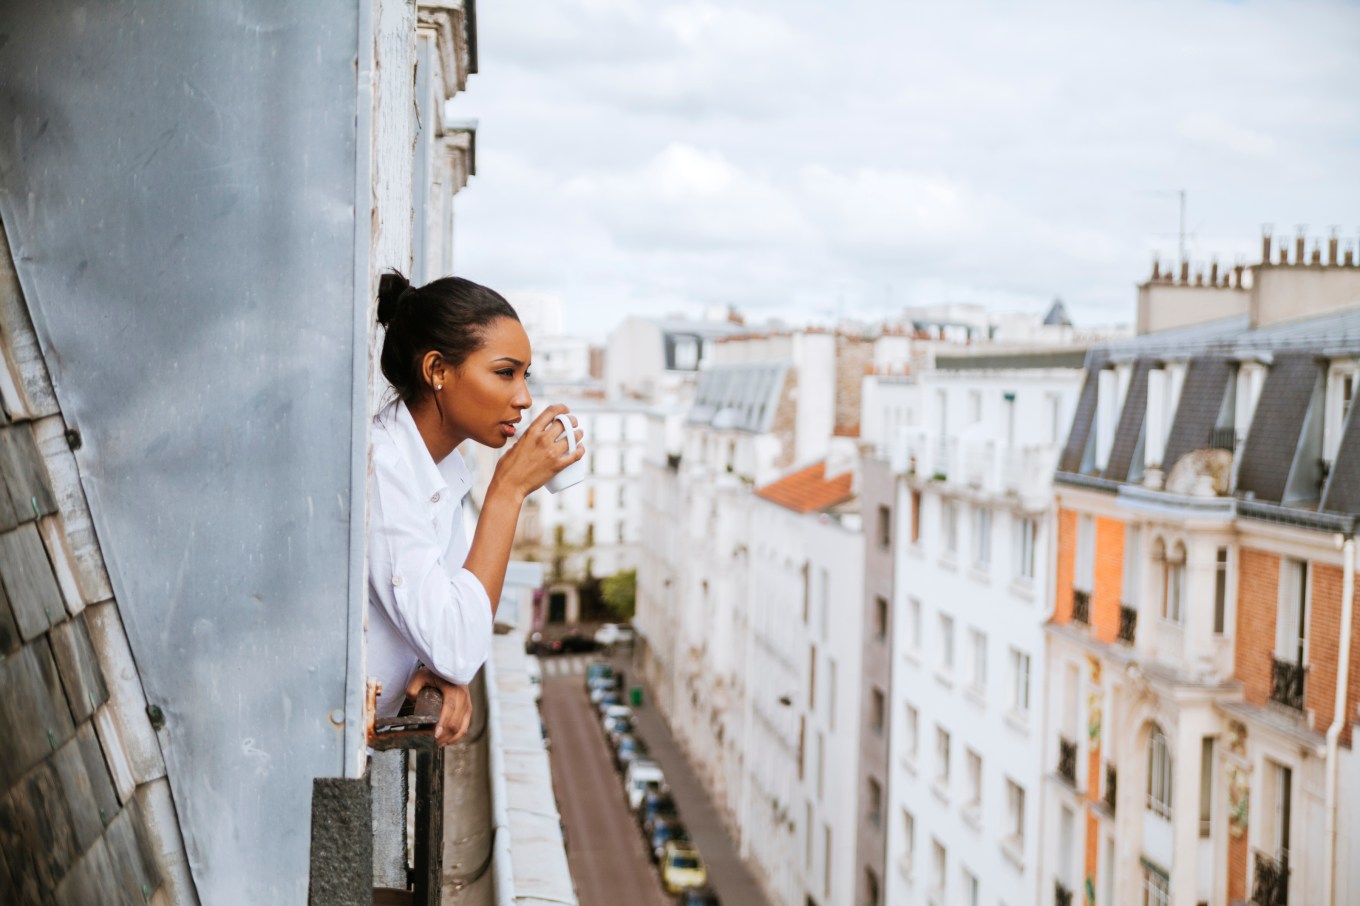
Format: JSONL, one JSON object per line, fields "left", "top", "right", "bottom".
{"left": 1103, "top": 764, "right": 1117, "bottom": 813}
{"left": 1118, "top": 604, "right": 1137, "bottom": 644}
{"left": 1252, "top": 850, "right": 1289, "bottom": 906}
{"left": 1054, "top": 880, "right": 1074, "bottom": 906}
{"left": 895, "top": 429, "right": 1058, "bottom": 500}
{"left": 1073, "top": 590, "right": 1090, "bottom": 625}
{"left": 1057, "top": 736, "right": 1078, "bottom": 787}
{"left": 1270, "top": 658, "right": 1306, "bottom": 711}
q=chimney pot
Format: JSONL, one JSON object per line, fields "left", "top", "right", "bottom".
{"left": 1279, "top": 241, "right": 1289, "bottom": 266}
{"left": 1233, "top": 264, "right": 1245, "bottom": 288}
{"left": 1261, "top": 232, "right": 1272, "bottom": 262}
{"left": 1311, "top": 243, "right": 1322, "bottom": 266}
{"left": 1346, "top": 244, "right": 1356, "bottom": 267}
{"left": 1295, "top": 231, "right": 1306, "bottom": 264}
{"left": 1151, "top": 259, "right": 1161, "bottom": 280}
{"left": 1209, "top": 260, "right": 1219, "bottom": 284}
{"left": 1194, "top": 270, "right": 1204, "bottom": 286}
{"left": 1328, "top": 231, "right": 1340, "bottom": 266}
{"left": 1180, "top": 260, "right": 1190, "bottom": 283}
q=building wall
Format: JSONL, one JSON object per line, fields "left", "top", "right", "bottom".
{"left": 1236, "top": 548, "right": 1280, "bottom": 708}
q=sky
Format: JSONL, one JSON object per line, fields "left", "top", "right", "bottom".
{"left": 449, "top": 0, "right": 1360, "bottom": 341}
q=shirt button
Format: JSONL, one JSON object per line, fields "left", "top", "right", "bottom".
{"left": 392, "top": 575, "right": 403, "bottom": 587}
{"left": 430, "top": 492, "right": 441, "bottom": 503}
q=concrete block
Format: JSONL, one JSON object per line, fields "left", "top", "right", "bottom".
{"left": 50, "top": 734, "right": 106, "bottom": 853}
{"left": 0, "top": 424, "right": 57, "bottom": 519}
{"left": 84, "top": 601, "right": 167, "bottom": 787}
{"left": 0, "top": 576, "right": 20, "bottom": 656}
{"left": 135, "top": 777, "right": 198, "bottom": 906}
{"left": 0, "top": 639, "right": 76, "bottom": 790}
{"left": 52, "top": 836, "right": 118, "bottom": 906}
{"left": 0, "top": 522, "right": 63, "bottom": 641}
{"left": 40, "top": 515, "right": 87, "bottom": 617}
{"left": 0, "top": 758, "right": 81, "bottom": 896}
{"left": 75, "top": 720, "right": 120, "bottom": 832}
{"left": 308, "top": 777, "right": 373, "bottom": 906}
{"left": 34, "top": 416, "right": 113, "bottom": 604}
{"left": 105, "top": 797, "right": 162, "bottom": 904}
{"left": 50, "top": 611, "right": 108, "bottom": 723}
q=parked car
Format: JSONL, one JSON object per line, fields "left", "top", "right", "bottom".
{"left": 660, "top": 842, "right": 707, "bottom": 895}
{"left": 640, "top": 790, "right": 678, "bottom": 837}
{"left": 613, "top": 734, "right": 648, "bottom": 772}
{"left": 594, "top": 692, "right": 622, "bottom": 716}
{"left": 603, "top": 714, "right": 633, "bottom": 746}
{"left": 556, "top": 631, "right": 600, "bottom": 654}
{"left": 524, "top": 632, "right": 559, "bottom": 656}
{"left": 624, "top": 760, "right": 665, "bottom": 811}
{"left": 593, "top": 622, "right": 636, "bottom": 648}
{"left": 647, "top": 817, "right": 690, "bottom": 863}
{"left": 679, "top": 886, "right": 720, "bottom": 905}
{"left": 589, "top": 673, "right": 621, "bottom": 704}
{"left": 584, "top": 659, "right": 613, "bottom": 690}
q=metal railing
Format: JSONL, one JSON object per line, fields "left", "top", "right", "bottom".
{"left": 1252, "top": 850, "right": 1289, "bottom": 906}
{"left": 1058, "top": 736, "right": 1078, "bottom": 786}
{"left": 1270, "top": 658, "right": 1306, "bottom": 711}
{"left": 1209, "top": 426, "right": 1237, "bottom": 452}
{"left": 1118, "top": 605, "right": 1137, "bottom": 644}
{"left": 1103, "top": 764, "right": 1117, "bottom": 814}
{"left": 1073, "top": 590, "right": 1090, "bottom": 625}
{"left": 1054, "top": 880, "right": 1074, "bottom": 906}
{"left": 370, "top": 685, "right": 447, "bottom": 906}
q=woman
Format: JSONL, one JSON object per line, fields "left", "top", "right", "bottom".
{"left": 368, "top": 271, "right": 582, "bottom": 744}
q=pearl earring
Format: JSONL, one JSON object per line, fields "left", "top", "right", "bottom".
{"left": 436, "top": 384, "right": 443, "bottom": 391}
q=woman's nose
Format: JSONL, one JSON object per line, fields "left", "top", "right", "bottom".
{"left": 514, "top": 383, "right": 532, "bottom": 409}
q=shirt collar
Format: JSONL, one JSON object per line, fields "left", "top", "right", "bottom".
{"left": 379, "top": 399, "right": 465, "bottom": 504}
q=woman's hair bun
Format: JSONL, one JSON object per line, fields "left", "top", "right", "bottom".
{"left": 376, "top": 270, "right": 413, "bottom": 327}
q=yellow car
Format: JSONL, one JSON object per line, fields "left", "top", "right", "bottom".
{"left": 660, "top": 841, "right": 708, "bottom": 895}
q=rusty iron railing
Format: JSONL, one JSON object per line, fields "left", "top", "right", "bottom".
{"left": 370, "top": 684, "right": 445, "bottom": 906}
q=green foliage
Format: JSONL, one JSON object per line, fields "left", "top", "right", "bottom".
{"left": 600, "top": 569, "right": 637, "bottom": 620}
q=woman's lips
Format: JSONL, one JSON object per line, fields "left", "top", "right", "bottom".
{"left": 500, "top": 421, "right": 518, "bottom": 437}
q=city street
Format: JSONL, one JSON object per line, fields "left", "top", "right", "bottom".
{"left": 540, "top": 653, "right": 771, "bottom": 906}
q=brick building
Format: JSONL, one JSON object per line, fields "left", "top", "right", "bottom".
{"left": 1040, "top": 238, "right": 1360, "bottom": 906}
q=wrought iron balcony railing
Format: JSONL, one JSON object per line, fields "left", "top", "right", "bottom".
{"left": 1118, "top": 604, "right": 1137, "bottom": 644}
{"left": 1252, "top": 849, "right": 1289, "bottom": 906}
{"left": 1103, "top": 764, "right": 1117, "bottom": 813}
{"left": 1209, "top": 426, "right": 1237, "bottom": 452}
{"left": 1073, "top": 589, "right": 1090, "bottom": 625}
{"left": 1054, "top": 880, "right": 1073, "bottom": 906}
{"left": 1270, "top": 658, "right": 1306, "bottom": 711}
{"left": 1057, "top": 736, "right": 1078, "bottom": 786}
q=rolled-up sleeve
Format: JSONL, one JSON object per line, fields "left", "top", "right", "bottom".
{"left": 368, "top": 445, "right": 493, "bottom": 685}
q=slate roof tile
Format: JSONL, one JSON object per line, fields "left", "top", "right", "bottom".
{"left": 1162, "top": 357, "right": 1233, "bottom": 470}
{"left": 754, "top": 461, "right": 855, "bottom": 514}
{"left": 0, "top": 639, "right": 76, "bottom": 791}
{"left": 0, "top": 523, "right": 63, "bottom": 641}
{"left": 50, "top": 613, "right": 108, "bottom": 723}
{"left": 1060, "top": 352, "right": 1107, "bottom": 473}
{"left": 1105, "top": 360, "right": 1152, "bottom": 482}
{"left": 1321, "top": 393, "right": 1360, "bottom": 514}
{"left": 0, "top": 758, "right": 81, "bottom": 896}
{"left": 0, "top": 425, "right": 56, "bottom": 520}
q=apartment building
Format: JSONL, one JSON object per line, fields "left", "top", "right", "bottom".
{"left": 1041, "top": 237, "right": 1360, "bottom": 906}
{"left": 867, "top": 350, "right": 1084, "bottom": 906}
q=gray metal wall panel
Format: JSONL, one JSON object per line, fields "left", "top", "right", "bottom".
{"left": 1161, "top": 357, "right": 1232, "bottom": 470}
{"left": 0, "top": 3, "right": 363, "bottom": 902}
{"left": 1237, "top": 353, "right": 1322, "bottom": 504}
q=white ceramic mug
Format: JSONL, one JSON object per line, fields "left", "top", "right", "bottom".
{"left": 545, "top": 412, "right": 586, "bottom": 494}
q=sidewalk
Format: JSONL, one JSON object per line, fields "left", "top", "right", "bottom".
{"left": 614, "top": 651, "right": 773, "bottom": 906}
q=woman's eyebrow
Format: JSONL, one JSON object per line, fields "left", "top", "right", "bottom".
{"left": 492, "top": 356, "right": 526, "bottom": 367}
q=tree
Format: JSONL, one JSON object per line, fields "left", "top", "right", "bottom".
{"left": 600, "top": 569, "right": 636, "bottom": 621}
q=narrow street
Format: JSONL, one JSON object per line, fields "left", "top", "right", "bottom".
{"left": 539, "top": 651, "right": 772, "bottom": 906}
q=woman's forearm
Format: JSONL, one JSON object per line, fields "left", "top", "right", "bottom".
{"left": 461, "top": 477, "right": 527, "bottom": 616}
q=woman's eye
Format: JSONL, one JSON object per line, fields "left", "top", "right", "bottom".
{"left": 496, "top": 368, "right": 514, "bottom": 378}
{"left": 524, "top": 370, "right": 532, "bottom": 381}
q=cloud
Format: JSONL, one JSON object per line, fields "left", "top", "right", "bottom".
{"left": 1179, "top": 113, "right": 1277, "bottom": 158}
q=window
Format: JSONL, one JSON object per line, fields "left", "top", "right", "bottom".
{"left": 1146, "top": 725, "right": 1173, "bottom": 820}
{"left": 867, "top": 778, "right": 883, "bottom": 828}
{"left": 935, "top": 727, "right": 951, "bottom": 786}
{"left": 1160, "top": 542, "right": 1185, "bottom": 623}
{"left": 618, "top": 485, "right": 626, "bottom": 507}
{"left": 1266, "top": 761, "right": 1293, "bottom": 861}
{"left": 806, "top": 800, "right": 814, "bottom": 865}
{"left": 871, "top": 687, "right": 885, "bottom": 736}
{"left": 908, "top": 598, "right": 922, "bottom": 653}
{"left": 904, "top": 704, "right": 920, "bottom": 765}
{"left": 943, "top": 500, "right": 959, "bottom": 555}
{"left": 939, "top": 615, "right": 955, "bottom": 674}
{"left": 1277, "top": 558, "right": 1309, "bottom": 666}
{"left": 910, "top": 492, "right": 922, "bottom": 544}
{"left": 809, "top": 644, "right": 817, "bottom": 710}
{"left": 1213, "top": 547, "right": 1229, "bottom": 634}
{"left": 875, "top": 596, "right": 889, "bottom": 641}
{"left": 819, "top": 568, "right": 830, "bottom": 641}
{"left": 1059, "top": 805, "right": 1075, "bottom": 887}
{"left": 1005, "top": 779, "right": 1025, "bottom": 846}
{"left": 1009, "top": 648, "right": 1031, "bottom": 714}
{"left": 585, "top": 523, "right": 595, "bottom": 546}
{"left": 878, "top": 504, "right": 891, "bottom": 549}
{"left": 1141, "top": 864, "right": 1169, "bottom": 906}
{"left": 969, "top": 629, "right": 987, "bottom": 693}
{"left": 930, "top": 839, "right": 947, "bottom": 898}
{"left": 824, "top": 825, "right": 833, "bottom": 900}
{"left": 864, "top": 868, "right": 881, "bottom": 906}
{"left": 1015, "top": 517, "right": 1036, "bottom": 579}
{"left": 965, "top": 749, "right": 982, "bottom": 810}
{"left": 962, "top": 869, "right": 979, "bottom": 906}
{"left": 817, "top": 731, "right": 826, "bottom": 801}
{"left": 901, "top": 809, "right": 916, "bottom": 874}
{"left": 972, "top": 507, "right": 992, "bottom": 567}
{"left": 617, "top": 522, "right": 625, "bottom": 543}
{"left": 829, "top": 660, "right": 838, "bottom": 730}
{"left": 1075, "top": 515, "right": 1095, "bottom": 592}
{"left": 1122, "top": 526, "right": 1141, "bottom": 607}
{"left": 802, "top": 562, "right": 811, "bottom": 624}
{"left": 1199, "top": 737, "right": 1215, "bottom": 837}
{"left": 1048, "top": 393, "right": 1064, "bottom": 444}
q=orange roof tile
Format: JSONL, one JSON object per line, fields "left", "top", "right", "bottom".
{"left": 754, "top": 460, "right": 854, "bottom": 514}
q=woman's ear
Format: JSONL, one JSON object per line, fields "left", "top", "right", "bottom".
{"left": 421, "top": 350, "right": 446, "bottom": 392}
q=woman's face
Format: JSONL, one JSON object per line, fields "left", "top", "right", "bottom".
{"left": 436, "top": 317, "right": 533, "bottom": 448}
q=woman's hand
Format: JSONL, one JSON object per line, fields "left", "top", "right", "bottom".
{"left": 405, "top": 668, "right": 473, "bottom": 746}
{"left": 490, "top": 404, "right": 586, "bottom": 500}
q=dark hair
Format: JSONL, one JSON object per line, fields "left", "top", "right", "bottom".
{"left": 376, "top": 271, "right": 519, "bottom": 401}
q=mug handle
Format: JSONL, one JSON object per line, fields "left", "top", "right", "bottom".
{"left": 554, "top": 413, "right": 578, "bottom": 455}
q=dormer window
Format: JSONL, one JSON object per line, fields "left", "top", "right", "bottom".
{"left": 1324, "top": 360, "right": 1359, "bottom": 466}
{"left": 1155, "top": 540, "right": 1186, "bottom": 624}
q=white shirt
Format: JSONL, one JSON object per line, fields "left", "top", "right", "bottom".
{"left": 367, "top": 399, "right": 493, "bottom": 717}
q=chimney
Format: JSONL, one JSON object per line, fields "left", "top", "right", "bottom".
{"left": 1328, "top": 229, "right": 1339, "bottom": 266}
{"left": 1209, "top": 260, "right": 1219, "bottom": 284}
{"left": 1194, "top": 269, "right": 1204, "bottom": 286}
{"left": 1261, "top": 231, "right": 1272, "bottom": 263}
{"left": 1278, "top": 240, "right": 1289, "bottom": 266}
{"left": 1346, "top": 245, "right": 1356, "bottom": 268}
{"left": 1179, "top": 259, "right": 1190, "bottom": 283}
{"left": 1151, "top": 258, "right": 1161, "bottom": 281}
{"left": 1311, "top": 242, "right": 1322, "bottom": 265}
{"left": 1295, "top": 230, "right": 1306, "bottom": 265}
{"left": 1233, "top": 264, "right": 1245, "bottom": 288}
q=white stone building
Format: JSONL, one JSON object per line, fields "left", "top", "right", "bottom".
{"left": 868, "top": 349, "right": 1085, "bottom": 906}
